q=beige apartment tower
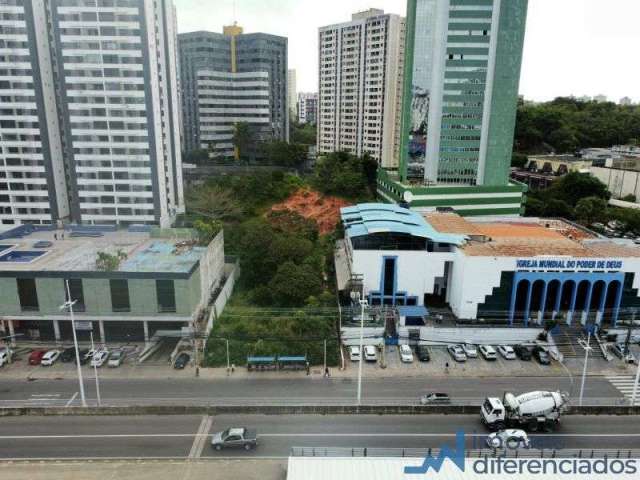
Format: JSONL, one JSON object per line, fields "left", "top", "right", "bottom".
{"left": 318, "top": 9, "right": 405, "bottom": 168}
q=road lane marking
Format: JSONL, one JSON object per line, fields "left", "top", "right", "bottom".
{"left": 188, "top": 416, "right": 213, "bottom": 459}
{"left": 65, "top": 392, "right": 78, "bottom": 407}
{"left": 1, "top": 433, "right": 639, "bottom": 440}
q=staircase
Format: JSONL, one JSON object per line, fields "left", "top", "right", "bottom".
{"left": 551, "top": 324, "right": 606, "bottom": 359}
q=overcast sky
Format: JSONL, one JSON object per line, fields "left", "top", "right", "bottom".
{"left": 174, "top": 0, "right": 640, "bottom": 103}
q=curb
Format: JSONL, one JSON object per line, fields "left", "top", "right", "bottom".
{"left": 1, "top": 405, "right": 639, "bottom": 416}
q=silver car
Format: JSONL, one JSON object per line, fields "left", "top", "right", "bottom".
{"left": 107, "top": 349, "right": 125, "bottom": 367}
{"left": 462, "top": 343, "right": 478, "bottom": 358}
{"left": 447, "top": 345, "right": 467, "bottom": 362}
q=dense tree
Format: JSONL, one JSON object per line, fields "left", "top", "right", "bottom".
{"left": 260, "top": 140, "right": 308, "bottom": 166}
{"left": 267, "top": 209, "right": 319, "bottom": 242}
{"left": 232, "top": 122, "right": 257, "bottom": 162}
{"left": 186, "top": 184, "right": 244, "bottom": 221}
{"left": 313, "top": 151, "right": 377, "bottom": 200}
{"left": 290, "top": 121, "right": 316, "bottom": 145}
{"left": 193, "top": 219, "right": 222, "bottom": 245}
{"left": 267, "top": 261, "right": 323, "bottom": 307}
{"left": 514, "top": 97, "right": 640, "bottom": 154}
{"left": 544, "top": 172, "right": 610, "bottom": 207}
{"left": 575, "top": 196, "right": 608, "bottom": 225}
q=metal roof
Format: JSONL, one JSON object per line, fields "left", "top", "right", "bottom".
{"left": 340, "top": 203, "right": 467, "bottom": 245}
{"left": 397, "top": 306, "right": 428, "bottom": 318}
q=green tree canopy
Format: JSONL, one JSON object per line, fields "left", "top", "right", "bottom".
{"left": 575, "top": 196, "right": 608, "bottom": 225}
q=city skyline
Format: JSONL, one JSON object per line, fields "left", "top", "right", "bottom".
{"left": 173, "top": 0, "right": 640, "bottom": 103}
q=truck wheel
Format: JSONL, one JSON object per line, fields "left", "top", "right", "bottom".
{"left": 244, "top": 443, "right": 252, "bottom": 451}
{"left": 527, "top": 420, "right": 538, "bottom": 432}
{"left": 494, "top": 422, "right": 505, "bottom": 431}
{"left": 214, "top": 444, "right": 222, "bottom": 451}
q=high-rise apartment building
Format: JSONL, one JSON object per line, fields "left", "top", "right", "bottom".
{"left": 179, "top": 26, "right": 288, "bottom": 159}
{"left": 318, "top": 9, "right": 405, "bottom": 169}
{"left": 297, "top": 92, "right": 318, "bottom": 125}
{"left": 288, "top": 68, "right": 297, "bottom": 119}
{"left": 0, "top": 0, "right": 68, "bottom": 225}
{"left": 377, "top": 0, "right": 529, "bottom": 216}
{"left": 0, "top": 0, "right": 184, "bottom": 227}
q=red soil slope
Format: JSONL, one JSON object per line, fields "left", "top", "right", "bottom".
{"left": 271, "top": 188, "right": 351, "bottom": 235}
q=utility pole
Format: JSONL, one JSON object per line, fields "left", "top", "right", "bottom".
{"left": 61, "top": 280, "right": 87, "bottom": 407}
{"left": 579, "top": 330, "right": 592, "bottom": 407}
{"left": 631, "top": 356, "right": 640, "bottom": 406}
{"left": 90, "top": 330, "right": 101, "bottom": 406}
{"left": 357, "top": 277, "right": 366, "bottom": 406}
{"left": 323, "top": 338, "right": 327, "bottom": 373}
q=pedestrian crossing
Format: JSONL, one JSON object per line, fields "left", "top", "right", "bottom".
{"left": 606, "top": 375, "right": 640, "bottom": 405}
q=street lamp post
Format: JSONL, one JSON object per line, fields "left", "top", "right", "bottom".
{"left": 631, "top": 355, "right": 640, "bottom": 406}
{"left": 578, "top": 330, "right": 592, "bottom": 407}
{"left": 357, "top": 277, "right": 366, "bottom": 406}
{"left": 61, "top": 280, "right": 87, "bottom": 407}
{"left": 89, "top": 329, "right": 101, "bottom": 406}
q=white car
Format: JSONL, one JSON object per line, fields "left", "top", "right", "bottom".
{"left": 91, "top": 349, "right": 110, "bottom": 367}
{"left": 462, "top": 343, "right": 478, "bottom": 358}
{"left": 479, "top": 345, "right": 498, "bottom": 361}
{"left": 447, "top": 345, "right": 467, "bottom": 362}
{"left": 0, "top": 347, "right": 13, "bottom": 367}
{"left": 349, "top": 346, "right": 361, "bottom": 361}
{"left": 497, "top": 345, "right": 517, "bottom": 360}
{"left": 486, "top": 429, "right": 530, "bottom": 449}
{"left": 399, "top": 344, "right": 414, "bottom": 363}
{"left": 364, "top": 345, "right": 377, "bottom": 362}
{"left": 107, "top": 349, "right": 125, "bottom": 367}
{"left": 40, "top": 349, "right": 61, "bottom": 366}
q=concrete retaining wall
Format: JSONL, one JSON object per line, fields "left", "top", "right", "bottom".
{"left": 0, "top": 404, "right": 638, "bottom": 417}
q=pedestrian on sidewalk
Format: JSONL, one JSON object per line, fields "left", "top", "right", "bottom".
{"left": 445, "top": 362, "right": 449, "bottom": 374}
{"left": 306, "top": 361, "right": 310, "bottom": 376}
{"left": 324, "top": 366, "right": 330, "bottom": 378}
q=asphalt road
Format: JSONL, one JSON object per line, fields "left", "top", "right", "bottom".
{"left": 0, "top": 414, "right": 639, "bottom": 460}
{"left": 0, "top": 375, "right": 622, "bottom": 407}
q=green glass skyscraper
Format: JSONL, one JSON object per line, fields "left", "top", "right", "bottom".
{"left": 377, "top": 0, "right": 529, "bottom": 216}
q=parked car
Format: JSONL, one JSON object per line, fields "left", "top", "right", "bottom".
{"left": 107, "top": 349, "right": 125, "bottom": 367}
{"left": 174, "top": 352, "right": 190, "bottom": 369}
{"left": 0, "top": 347, "right": 13, "bottom": 367}
{"left": 514, "top": 344, "right": 533, "bottom": 361}
{"left": 497, "top": 345, "right": 517, "bottom": 360}
{"left": 416, "top": 345, "right": 431, "bottom": 362}
{"left": 211, "top": 427, "right": 258, "bottom": 451}
{"left": 349, "top": 346, "right": 361, "bottom": 362}
{"left": 479, "top": 345, "right": 498, "bottom": 361}
{"left": 75, "top": 349, "right": 90, "bottom": 365}
{"left": 462, "top": 343, "right": 478, "bottom": 358}
{"left": 364, "top": 345, "right": 377, "bottom": 362}
{"left": 60, "top": 347, "right": 77, "bottom": 363}
{"left": 420, "top": 392, "right": 451, "bottom": 405}
{"left": 447, "top": 344, "right": 467, "bottom": 362}
{"left": 399, "top": 344, "right": 414, "bottom": 363}
{"left": 610, "top": 343, "right": 636, "bottom": 364}
{"left": 533, "top": 345, "right": 551, "bottom": 365}
{"left": 90, "top": 349, "right": 109, "bottom": 367}
{"left": 486, "top": 429, "right": 530, "bottom": 449}
{"left": 28, "top": 349, "right": 47, "bottom": 366}
{"left": 41, "top": 349, "right": 61, "bottom": 366}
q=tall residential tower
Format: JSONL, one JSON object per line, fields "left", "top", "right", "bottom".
{"left": 0, "top": 0, "right": 184, "bottom": 227}
{"left": 377, "top": 0, "right": 529, "bottom": 216}
{"left": 318, "top": 9, "right": 405, "bottom": 169}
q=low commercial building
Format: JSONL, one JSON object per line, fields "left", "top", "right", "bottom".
{"left": 0, "top": 225, "right": 228, "bottom": 343}
{"left": 337, "top": 204, "right": 640, "bottom": 327}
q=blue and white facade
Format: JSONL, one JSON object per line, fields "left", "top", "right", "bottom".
{"left": 340, "top": 204, "right": 640, "bottom": 328}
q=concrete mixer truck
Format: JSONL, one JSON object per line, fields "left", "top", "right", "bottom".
{"left": 481, "top": 391, "right": 569, "bottom": 432}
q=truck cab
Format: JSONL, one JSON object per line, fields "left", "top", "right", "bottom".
{"left": 481, "top": 397, "right": 505, "bottom": 430}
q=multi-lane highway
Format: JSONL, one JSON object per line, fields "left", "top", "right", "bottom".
{"left": 0, "top": 375, "right": 623, "bottom": 407}
{"left": 0, "top": 414, "right": 639, "bottom": 460}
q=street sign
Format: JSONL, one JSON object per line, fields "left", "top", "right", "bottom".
{"left": 74, "top": 321, "right": 93, "bottom": 331}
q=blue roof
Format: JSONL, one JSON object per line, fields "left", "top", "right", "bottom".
{"left": 397, "top": 306, "right": 429, "bottom": 318}
{"left": 340, "top": 203, "right": 467, "bottom": 245}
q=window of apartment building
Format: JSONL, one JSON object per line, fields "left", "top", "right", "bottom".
{"left": 17, "top": 278, "right": 39, "bottom": 312}
{"left": 65, "top": 278, "right": 86, "bottom": 312}
{"left": 156, "top": 280, "right": 176, "bottom": 313}
{"left": 110, "top": 279, "right": 130, "bottom": 312}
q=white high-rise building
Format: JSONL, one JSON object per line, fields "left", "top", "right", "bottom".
{"left": 620, "top": 96, "right": 633, "bottom": 106}
{"left": 0, "top": 0, "right": 69, "bottom": 226}
{"left": 318, "top": 9, "right": 405, "bottom": 169}
{"left": 0, "top": 0, "right": 183, "bottom": 228}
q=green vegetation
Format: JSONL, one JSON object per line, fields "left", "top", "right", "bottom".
{"left": 514, "top": 97, "right": 640, "bottom": 154}
{"left": 290, "top": 121, "right": 316, "bottom": 145}
{"left": 313, "top": 151, "right": 378, "bottom": 200}
{"left": 95, "top": 250, "right": 127, "bottom": 271}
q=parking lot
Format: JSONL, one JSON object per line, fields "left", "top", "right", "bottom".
{"left": 344, "top": 342, "right": 640, "bottom": 378}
